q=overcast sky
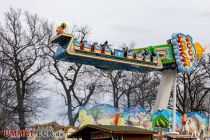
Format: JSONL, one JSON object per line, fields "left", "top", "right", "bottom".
{"left": 1, "top": 0, "right": 210, "bottom": 125}
{"left": 1, "top": 0, "right": 210, "bottom": 47}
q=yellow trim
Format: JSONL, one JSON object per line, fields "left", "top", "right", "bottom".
{"left": 136, "top": 57, "right": 143, "bottom": 61}
{"left": 127, "top": 56, "right": 133, "bottom": 59}
{"left": 68, "top": 52, "right": 163, "bottom": 69}
{"left": 51, "top": 33, "right": 75, "bottom": 53}
{"left": 84, "top": 48, "right": 91, "bottom": 51}
{"left": 50, "top": 33, "right": 74, "bottom": 42}
{"left": 74, "top": 46, "right": 80, "bottom": 50}
{"left": 153, "top": 60, "right": 158, "bottom": 63}
{"left": 105, "top": 52, "right": 111, "bottom": 55}
{"left": 71, "top": 47, "right": 160, "bottom": 67}
{"left": 94, "top": 50, "right": 101, "bottom": 53}
{"left": 144, "top": 58, "right": 151, "bottom": 62}
{"left": 50, "top": 35, "right": 61, "bottom": 42}
{"left": 66, "top": 35, "right": 74, "bottom": 53}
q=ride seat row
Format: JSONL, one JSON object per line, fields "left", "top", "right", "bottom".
{"left": 73, "top": 40, "right": 158, "bottom": 63}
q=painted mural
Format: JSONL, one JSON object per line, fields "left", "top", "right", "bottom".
{"left": 121, "top": 107, "right": 152, "bottom": 129}
{"left": 209, "top": 116, "right": 210, "bottom": 136}
{"left": 184, "top": 112, "right": 208, "bottom": 138}
{"left": 151, "top": 109, "right": 183, "bottom": 132}
{"left": 79, "top": 104, "right": 209, "bottom": 138}
{"left": 79, "top": 104, "right": 120, "bottom": 127}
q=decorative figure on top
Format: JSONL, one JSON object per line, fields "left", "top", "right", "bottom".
{"left": 100, "top": 41, "right": 109, "bottom": 53}
{"left": 93, "top": 42, "right": 101, "bottom": 53}
{"left": 194, "top": 42, "right": 206, "bottom": 58}
{"left": 147, "top": 46, "right": 157, "bottom": 62}
{"left": 123, "top": 47, "right": 128, "bottom": 57}
{"left": 56, "top": 23, "right": 67, "bottom": 35}
{"left": 100, "top": 41, "right": 112, "bottom": 55}
{"left": 142, "top": 49, "right": 148, "bottom": 61}
{"left": 80, "top": 40, "right": 84, "bottom": 50}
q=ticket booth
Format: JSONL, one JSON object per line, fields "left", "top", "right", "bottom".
{"left": 68, "top": 125, "right": 157, "bottom": 140}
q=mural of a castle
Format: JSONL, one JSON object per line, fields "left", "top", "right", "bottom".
{"left": 79, "top": 104, "right": 210, "bottom": 139}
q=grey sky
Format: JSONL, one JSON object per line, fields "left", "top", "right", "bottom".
{"left": 1, "top": 0, "right": 210, "bottom": 125}
{"left": 1, "top": 0, "right": 210, "bottom": 47}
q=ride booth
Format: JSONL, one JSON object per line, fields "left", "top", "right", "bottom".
{"left": 68, "top": 125, "right": 157, "bottom": 140}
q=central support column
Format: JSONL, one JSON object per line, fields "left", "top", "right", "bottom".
{"left": 172, "top": 72, "right": 177, "bottom": 132}
{"left": 152, "top": 70, "right": 177, "bottom": 113}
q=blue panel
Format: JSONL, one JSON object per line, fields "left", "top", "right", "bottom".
{"left": 136, "top": 52, "right": 143, "bottom": 58}
{"left": 153, "top": 55, "right": 158, "bottom": 61}
{"left": 84, "top": 44, "right": 91, "bottom": 49}
{"left": 144, "top": 53, "right": 151, "bottom": 59}
{"left": 61, "top": 42, "right": 69, "bottom": 49}
{"left": 114, "top": 49, "right": 124, "bottom": 57}
{"left": 55, "top": 47, "right": 67, "bottom": 60}
{"left": 94, "top": 42, "right": 101, "bottom": 50}
{"left": 105, "top": 46, "right": 112, "bottom": 52}
{"left": 73, "top": 40, "right": 80, "bottom": 46}
{"left": 127, "top": 50, "right": 133, "bottom": 56}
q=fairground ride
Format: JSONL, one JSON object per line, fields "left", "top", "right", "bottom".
{"left": 51, "top": 23, "right": 208, "bottom": 133}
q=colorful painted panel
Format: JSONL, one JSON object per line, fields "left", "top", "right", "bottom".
{"left": 151, "top": 109, "right": 183, "bottom": 132}
{"left": 79, "top": 104, "right": 120, "bottom": 127}
{"left": 171, "top": 33, "right": 197, "bottom": 73}
{"left": 208, "top": 116, "right": 210, "bottom": 137}
{"left": 156, "top": 45, "right": 175, "bottom": 64}
{"left": 114, "top": 49, "right": 124, "bottom": 57}
{"left": 79, "top": 104, "right": 209, "bottom": 138}
{"left": 121, "top": 106, "right": 152, "bottom": 129}
{"left": 185, "top": 112, "right": 208, "bottom": 138}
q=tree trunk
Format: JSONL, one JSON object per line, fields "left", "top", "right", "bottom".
{"left": 127, "top": 93, "right": 131, "bottom": 108}
{"left": 18, "top": 98, "right": 25, "bottom": 130}
{"left": 67, "top": 93, "right": 74, "bottom": 125}
{"left": 18, "top": 99, "right": 26, "bottom": 140}
{"left": 15, "top": 61, "right": 26, "bottom": 131}
{"left": 16, "top": 74, "right": 26, "bottom": 140}
{"left": 113, "top": 93, "right": 119, "bottom": 108}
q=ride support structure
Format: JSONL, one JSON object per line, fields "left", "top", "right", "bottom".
{"left": 51, "top": 24, "right": 208, "bottom": 133}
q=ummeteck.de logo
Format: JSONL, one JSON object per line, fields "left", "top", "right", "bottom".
{"left": 0, "top": 130, "right": 33, "bottom": 137}
{"left": 0, "top": 129, "right": 65, "bottom": 138}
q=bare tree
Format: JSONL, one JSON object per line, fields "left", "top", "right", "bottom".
{"left": 0, "top": 8, "right": 50, "bottom": 132}
{"left": 47, "top": 25, "right": 100, "bottom": 125}
{"left": 175, "top": 56, "right": 210, "bottom": 114}
{"left": 124, "top": 72, "right": 160, "bottom": 110}
{"left": 100, "top": 70, "right": 126, "bottom": 108}
{"left": 0, "top": 57, "right": 16, "bottom": 130}
{"left": 100, "top": 70, "right": 160, "bottom": 111}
